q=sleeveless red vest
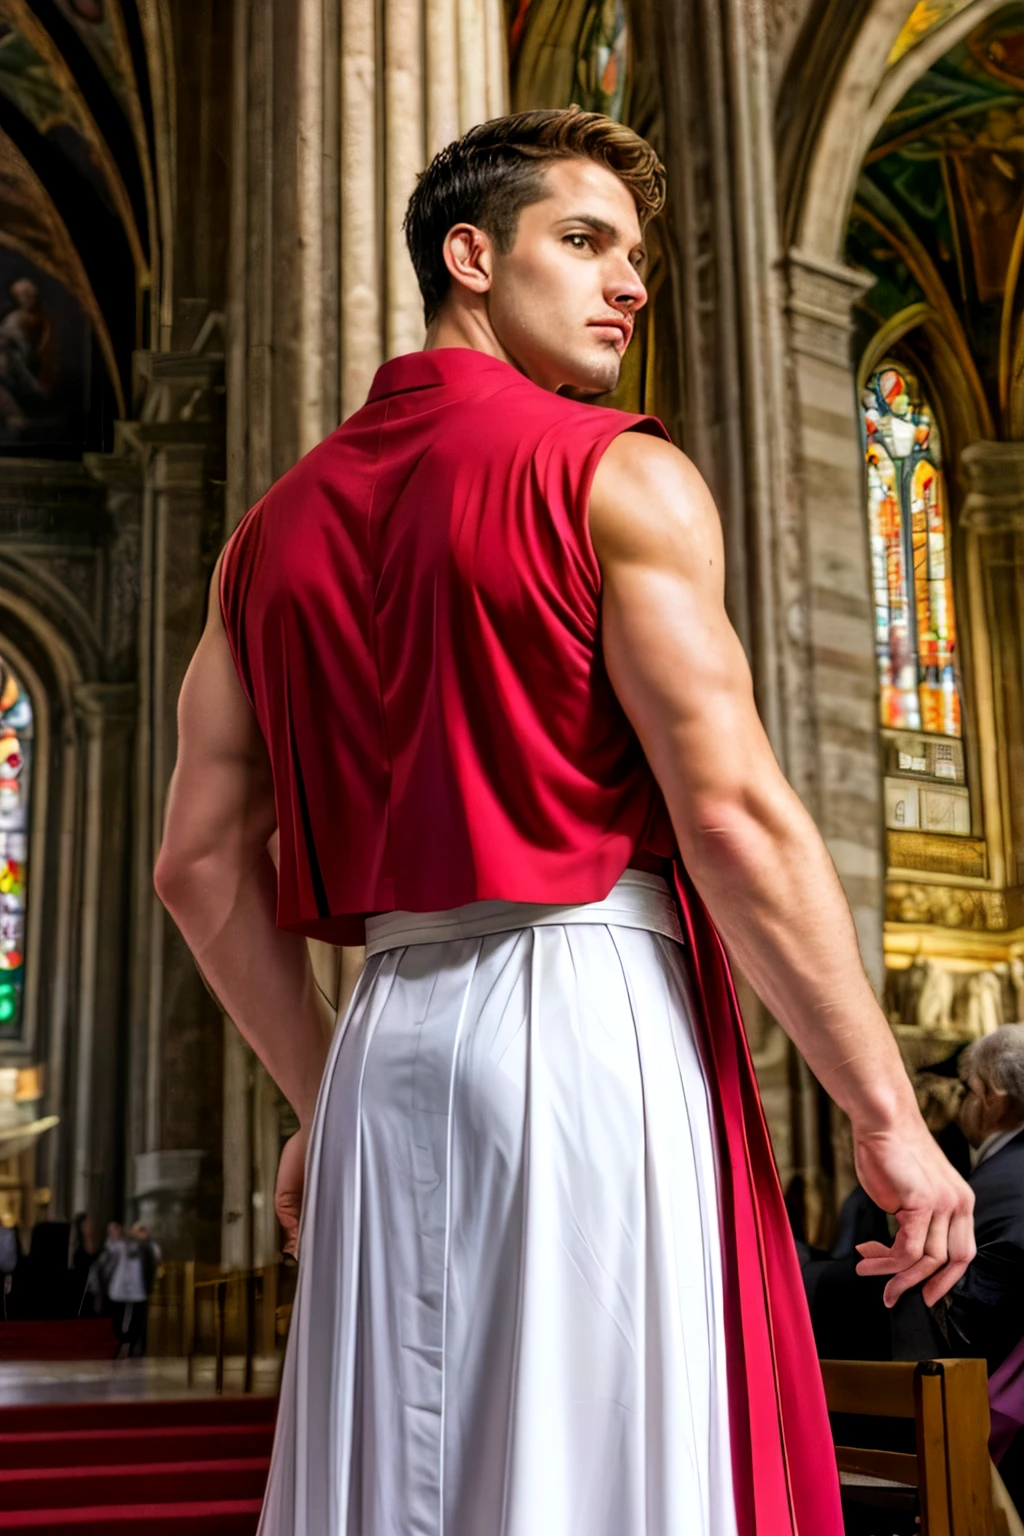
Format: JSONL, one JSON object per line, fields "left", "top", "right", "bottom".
{"left": 219, "top": 345, "right": 843, "bottom": 1536}
{"left": 220, "top": 347, "right": 674, "bottom": 947}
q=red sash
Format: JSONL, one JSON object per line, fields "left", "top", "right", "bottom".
{"left": 672, "top": 860, "right": 844, "bottom": 1535}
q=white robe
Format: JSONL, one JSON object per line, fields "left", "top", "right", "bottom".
{"left": 258, "top": 870, "right": 737, "bottom": 1536}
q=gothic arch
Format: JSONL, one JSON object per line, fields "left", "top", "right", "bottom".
{"left": 0, "top": 554, "right": 133, "bottom": 1222}
{"left": 784, "top": 0, "right": 1011, "bottom": 265}
{"left": 777, "top": 0, "right": 1024, "bottom": 1074}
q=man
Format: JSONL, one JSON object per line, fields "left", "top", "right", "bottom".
{"left": 104, "top": 1219, "right": 162, "bottom": 1359}
{"left": 945, "top": 1025, "right": 1024, "bottom": 1371}
{"left": 156, "top": 108, "right": 973, "bottom": 1535}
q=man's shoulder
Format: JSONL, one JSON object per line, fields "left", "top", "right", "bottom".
{"left": 970, "top": 1128, "right": 1024, "bottom": 1196}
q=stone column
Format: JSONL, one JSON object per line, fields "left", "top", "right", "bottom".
{"left": 340, "top": 0, "right": 507, "bottom": 415}
{"left": 785, "top": 248, "right": 882, "bottom": 1230}
{"left": 70, "top": 683, "right": 136, "bottom": 1230}
{"left": 960, "top": 443, "right": 1024, "bottom": 916}
{"left": 134, "top": 1148, "right": 205, "bottom": 1259}
{"left": 228, "top": 0, "right": 508, "bottom": 516}
{"left": 120, "top": 349, "right": 227, "bottom": 1261}
{"left": 786, "top": 248, "right": 883, "bottom": 985}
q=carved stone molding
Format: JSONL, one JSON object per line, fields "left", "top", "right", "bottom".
{"left": 887, "top": 831, "right": 988, "bottom": 880}
{"left": 786, "top": 246, "right": 877, "bottom": 364}
{"left": 887, "top": 881, "right": 1008, "bottom": 930}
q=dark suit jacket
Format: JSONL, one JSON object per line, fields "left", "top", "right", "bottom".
{"left": 946, "top": 1127, "right": 1024, "bottom": 1371}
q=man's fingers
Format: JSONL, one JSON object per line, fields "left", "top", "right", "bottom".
{"left": 276, "top": 1202, "right": 299, "bottom": 1259}
{"left": 854, "top": 1207, "right": 931, "bottom": 1276}
{"left": 920, "top": 1210, "right": 976, "bottom": 1307}
{"left": 882, "top": 1208, "right": 951, "bottom": 1307}
{"left": 853, "top": 1206, "right": 952, "bottom": 1306}
{"left": 854, "top": 1240, "right": 894, "bottom": 1269}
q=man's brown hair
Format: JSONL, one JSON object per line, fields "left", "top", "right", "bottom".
{"left": 403, "top": 106, "right": 666, "bottom": 325}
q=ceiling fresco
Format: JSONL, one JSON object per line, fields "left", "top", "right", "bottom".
{"left": 849, "top": 3, "right": 1024, "bottom": 438}
{"left": 0, "top": 0, "right": 153, "bottom": 453}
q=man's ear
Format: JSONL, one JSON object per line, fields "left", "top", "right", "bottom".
{"left": 441, "top": 223, "right": 493, "bottom": 299}
{"left": 982, "top": 1080, "right": 1010, "bottom": 1114}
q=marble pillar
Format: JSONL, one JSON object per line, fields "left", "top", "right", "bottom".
{"left": 228, "top": 0, "right": 509, "bottom": 521}
{"left": 113, "top": 346, "right": 227, "bottom": 1261}
{"left": 70, "top": 683, "right": 136, "bottom": 1230}
{"left": 960, "top": 443, "right": 1024, "bottom": 919}
{"left": 784, "top": 248, "right": 882, "bottom": 1229}
{"left": 786, "top": 248, "right": 884, "bottom": 989}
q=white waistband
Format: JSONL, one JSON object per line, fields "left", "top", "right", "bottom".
{"left": 364, "top": 869, "right": 683, "bottom": 956}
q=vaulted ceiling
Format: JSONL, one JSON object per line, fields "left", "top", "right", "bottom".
{"left": 0, "top": 0, "right": 158, "bottom": 424}
{"left": 848, "top": 2, "right": 1024, "bottom": 438}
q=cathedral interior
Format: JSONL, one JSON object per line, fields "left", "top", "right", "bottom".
{"left": 1, "top": 0, "right": 1023, "bottom": 1267}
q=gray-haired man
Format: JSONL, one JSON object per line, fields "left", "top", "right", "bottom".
{"left": 948, "top": 1024, "right": 1024, "bottom": 1371}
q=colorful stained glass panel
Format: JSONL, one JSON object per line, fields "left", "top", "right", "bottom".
{"left": 862, "top": 367, "right": 961, "bottom": 739}
{"left": 0, "top": 656, "right": 31, "bottom": 1035}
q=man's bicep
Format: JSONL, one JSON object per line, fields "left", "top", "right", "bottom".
{"left": 160, "top": 574, "right": 276, "bottom": 869}
{"left": 590, "top": 436, "right": 774, "bottom": 817}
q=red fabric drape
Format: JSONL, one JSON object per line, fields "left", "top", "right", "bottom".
{"left": 672, "top": 861, "right": 844, "bottom": 1536}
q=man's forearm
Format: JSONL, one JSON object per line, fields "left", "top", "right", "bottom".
{"left": 156, "top": 847, "right": 335, "bottom": 1128}
{"left": 679, "top": 783, "right": 918, "bottom": 1133}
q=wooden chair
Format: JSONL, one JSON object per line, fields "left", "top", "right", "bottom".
{"left": 820, "top": 1358, "right": 1018, "bottom": 1536}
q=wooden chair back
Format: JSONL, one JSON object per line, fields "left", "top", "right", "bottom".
{"left": 820, "top": 1358, "right": 1008, "bottom": 1536}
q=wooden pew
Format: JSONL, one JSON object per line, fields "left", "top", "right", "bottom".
{"left": 820, "top": 1358, "right": 1017, "bottom": 1536}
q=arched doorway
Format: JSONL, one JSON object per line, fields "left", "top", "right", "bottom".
{"left": 782, "top": 0, "right": 1024, "bottom": 1068}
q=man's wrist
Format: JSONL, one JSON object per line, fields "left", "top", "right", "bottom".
{"left": 294, "top": 1104, "right": 317, "bottom": 1135}
{"left": 846, "top": 1080, "right": 920, "bottom": 1137}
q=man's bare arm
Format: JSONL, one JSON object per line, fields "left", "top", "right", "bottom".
{"left": 154, "top": 554, "right": 333, "bottom": 1130}
{"left": 589, "top": 432, "right": 974, "bottom": 1307}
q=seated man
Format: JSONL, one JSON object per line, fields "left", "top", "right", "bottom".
{"left": 801, "top": 1025, "right": 1024, "bottom": 1370}
{"left": 944, "top": 1025, "right": 1024, "bottom": 1373}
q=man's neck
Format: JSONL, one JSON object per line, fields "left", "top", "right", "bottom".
{"left": 971, "top": 1122, "right": 1024, "bottom": 1168}
{"left": 424, "top": 313, "right": 516, "bottom": 368}
{"left": 423, "top": 312, "right": 558, "bottom": 389}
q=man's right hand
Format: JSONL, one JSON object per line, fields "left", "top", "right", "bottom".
{"left": 275, "top": 1126, "right": 310, "bottom": 1261}
{"left": 852, "top": 1120, "right": 975, "bottom": 1307}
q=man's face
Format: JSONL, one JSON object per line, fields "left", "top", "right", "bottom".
{"left": 484, "top": 157, "right": 648, "bottom": 395}
{"left": 11, "top": 281, "right": 39, "bottom": 313}
{"left": 956, "top": 1072, "right": 1022, "bottom": 1147}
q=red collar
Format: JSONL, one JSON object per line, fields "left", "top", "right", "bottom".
{"left": 366, "top": 347, "right": 528, "bottom": 403}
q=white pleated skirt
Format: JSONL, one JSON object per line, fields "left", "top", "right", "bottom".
{"left": 258, "top": 870, "right": 738, "bottom": 1536}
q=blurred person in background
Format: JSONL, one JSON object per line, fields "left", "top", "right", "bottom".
{"left": 104, "top": 1219, "right": 161, "bottom": 1359}
{"left": 70, "top": 1211, "right": 97, "bottom": 1315}
{"left": 0, "top": 1212, "right": 19, "bottom": 1319}
{"left": 940, "top": 1025, "right": 1024, "bottom": 1372}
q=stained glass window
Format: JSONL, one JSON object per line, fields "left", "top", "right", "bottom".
{"left": 572, "top": 0, "right": 629, "bottom": 121}
{"left": 886, "top": 2, "right": 973, "bottom": 69}
{"left": 863, "top": 366, "right": 961, "bottom": 740}
{"left": 0, "top": 657, "right": 31, "bottom": 1035}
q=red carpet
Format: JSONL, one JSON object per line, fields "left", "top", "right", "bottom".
{"left": 0, "top": 1322, "right": 116, "bottom": 1361}
{"left": 0, "top": 1396, "right": 275, "bottom": 1533}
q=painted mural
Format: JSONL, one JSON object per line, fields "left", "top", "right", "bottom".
{"left": 850, "top": 4, "right": 1024, "bottom": 437}
{"left": 0, "top": 249, "right": 93, "bottom": 451}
